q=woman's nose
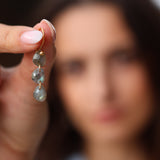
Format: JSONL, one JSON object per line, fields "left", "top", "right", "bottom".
{"left": 87, "top": 66, "right": 114, "bottom": 102}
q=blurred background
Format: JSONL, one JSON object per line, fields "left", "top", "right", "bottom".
{"left": 0, "top": 0, "right": 160, "bottom": 67}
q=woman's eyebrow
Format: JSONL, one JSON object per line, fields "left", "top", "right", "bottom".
{"left": 55, "top": 57, "right": 84, "bottom": 67}
{"left": 104, "top": 45, "right": 139, "bottom": 57}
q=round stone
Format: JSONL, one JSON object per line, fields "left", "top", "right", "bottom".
{"left": 32, "top": 68, "right": 45, "bottom": 83}
{"left": 33, "top": 50, "right": 46, "bottom": 66}
{"left": 33, "top": 86, "right": 47, "bottom": 102}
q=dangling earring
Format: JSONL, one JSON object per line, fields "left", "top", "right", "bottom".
{"left": 32, "top": 27, "right": 47, "bottom": 102}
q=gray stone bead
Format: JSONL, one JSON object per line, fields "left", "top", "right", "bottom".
{"left": 33, "top": 50, "right": 46, "bottom": 67}
{"left": 33, "top": 86, "right": 47, "bottom": 102}
{"left": 32, "top": 68, "right": 45, "bottom": 83}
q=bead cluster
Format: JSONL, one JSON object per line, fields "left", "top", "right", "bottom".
{"left": 32, "top": 28, "right": 47, "bottom": 102}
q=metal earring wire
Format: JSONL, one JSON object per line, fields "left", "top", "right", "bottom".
{"left": 32, "top": 27, "right": 47, "bottom": 102}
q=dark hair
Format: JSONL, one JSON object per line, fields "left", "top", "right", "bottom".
{"left": 30, "top": 0, "right": 160, "bottom": 160}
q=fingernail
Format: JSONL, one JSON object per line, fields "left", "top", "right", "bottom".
{"left": 20, "top": 30, "right": 43, "bottom": 44}
{"left": 41, "top": 19, "right": 56, "bottom": 42}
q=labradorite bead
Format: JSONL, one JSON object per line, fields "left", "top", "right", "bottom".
{"left": 33, "top": 50, "right": 46, "bottom": 66}
{"left": 32, "top": 68, "right": 45, "bottom": 83}
{"left": 33, "top": 86, "right": 47, "bottom": 102}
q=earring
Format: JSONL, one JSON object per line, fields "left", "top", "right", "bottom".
{"left": 32, "top": 28, "right": 47, "bottom": 102}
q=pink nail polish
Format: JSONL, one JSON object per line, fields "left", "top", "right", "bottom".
{"left": 20, "top": 30, "right": 43, "bottom": 44}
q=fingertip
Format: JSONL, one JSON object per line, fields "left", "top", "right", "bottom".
{"left": 20, "top": 30, "right": 43, "bottom": 44}
{"left": 39, "top": 19, "right": 56, "bottom": 43}
{"left": 41, "top": 19, "right": 56, "bottom": 35}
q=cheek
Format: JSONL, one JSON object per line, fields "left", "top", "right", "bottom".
{"left": 57, "top": 78, "right": 89, "bottom": 131}
{"left": 114, "top": 65, "right": 155, "bottom": 136}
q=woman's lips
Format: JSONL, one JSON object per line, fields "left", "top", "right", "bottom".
{"left": 93, "top": 108, "right": 123, "bottom": 123}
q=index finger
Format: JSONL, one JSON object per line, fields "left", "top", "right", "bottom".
{"left": 0, "top": 23, "right": 43, "bottom": 53}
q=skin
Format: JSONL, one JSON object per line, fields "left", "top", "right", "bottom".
{"left": 53, "top": 3, "right": 156, "bottom": 160}
{"left": 0, "top": 20, "right": 56, "bottom": 160}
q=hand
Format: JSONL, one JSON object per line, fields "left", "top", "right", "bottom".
{"left": 0, "top": 19, "right": 56, "bottom": 160}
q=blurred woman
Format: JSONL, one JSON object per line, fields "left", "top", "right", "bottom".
{"left": 34, "top": 0, "right": 160, "bottom": 160}
{"left": 0, "top": 0, "right": 159, "bottom": 160}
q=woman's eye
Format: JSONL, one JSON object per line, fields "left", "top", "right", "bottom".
{"left": 113, "top": 52, "right": 136, "bottom": 63}
{"left": 63, "top": 61, "right": 83, "bottom": 74}
{"left": 117, "top": 54, "right": 131, "bottom": 61}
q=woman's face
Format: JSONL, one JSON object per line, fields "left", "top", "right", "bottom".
{"left": 52, "top": 3, "right": 155, "bottom": 144}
